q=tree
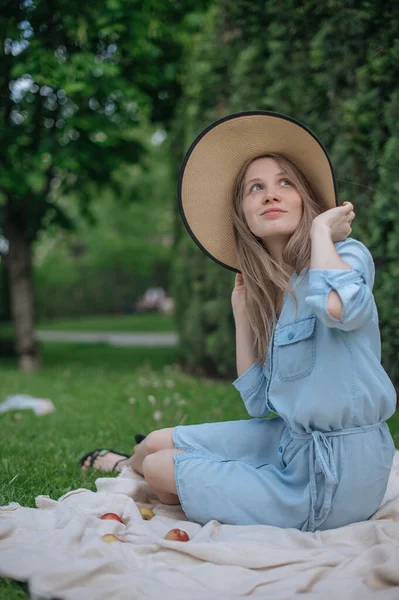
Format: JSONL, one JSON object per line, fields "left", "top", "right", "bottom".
{"left": 0, "top": 0, "right": 209, "bottom": 369}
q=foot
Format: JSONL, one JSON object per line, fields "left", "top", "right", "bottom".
{"left": 80, "top": 449, "right": 131, "bottom": 473}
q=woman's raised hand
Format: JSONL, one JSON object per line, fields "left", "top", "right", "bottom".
{"left": 311, "top": 201, "right": 355, "bottom": 243}
{"left": 232, "top": 273, "right": 247, "bottom": 318}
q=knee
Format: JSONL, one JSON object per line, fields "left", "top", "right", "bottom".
{"left": 145, "top": 428, "right": 175, "bottom": 454}
{"left": 142, "top": 452, "right": 161, "bottom": 485}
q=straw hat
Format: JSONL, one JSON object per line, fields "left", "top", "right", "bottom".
{"left": 178, "top": 110, "right": 338, "bottom": 273}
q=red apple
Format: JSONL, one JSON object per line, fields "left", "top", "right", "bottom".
{"left": 139, "top": 507, "right": 155, "bottom": 521}
{"left": 100, "top": 512, "right": 123, "bottom": 523}
{"left": 102, "top": 533, "right": 122, "bottom": 543}
{"left": 164, "top": 528, "right": 190, "bottom": 542}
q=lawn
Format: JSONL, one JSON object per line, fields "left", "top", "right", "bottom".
{"left": 0, "top": 312, "right": 176, "bottom": 337}
{"left": 1, "top": 342, "right": 398, "bottom": 599}
{"left": 0, "top": 341, "right": 247, "bottom": 598}
{"left": 36, "top": 313, "right": 176, "bottom": 332}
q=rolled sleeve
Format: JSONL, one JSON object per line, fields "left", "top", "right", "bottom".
{"left": 232, "top": 361, "right": 270, "bottom": 417}
{"left": 305, "top": 238, "right": 376, "bottom": 331}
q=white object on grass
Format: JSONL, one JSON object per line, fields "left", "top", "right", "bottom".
{"left": 0, "top": 395, "right": 55, "bottom": 416}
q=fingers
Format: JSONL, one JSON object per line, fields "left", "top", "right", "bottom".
{"left": 343, "top": 201, "right": 355, "bottom": 221}
{"left": 235, "top": 273, "right": 244, "bottom": 286}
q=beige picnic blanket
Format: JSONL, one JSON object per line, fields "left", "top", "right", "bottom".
{"left": 1, "top": 452, "right": 399, "bottom": 600}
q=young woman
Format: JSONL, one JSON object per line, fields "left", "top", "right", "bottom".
{"left": 80, "top": 112, "right": 397, "bottom": 533}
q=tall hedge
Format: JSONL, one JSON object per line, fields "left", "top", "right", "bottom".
{"left": 170, "top": 0, "right": 399, "bottom": 386}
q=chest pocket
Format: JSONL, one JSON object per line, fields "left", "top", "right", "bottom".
{"left": 274, "top": 315, "right": 316, "bottom": 381}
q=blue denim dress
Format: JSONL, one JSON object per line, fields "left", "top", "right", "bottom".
{"left": 172, "top": 237, "right": 397, "bottom": 532}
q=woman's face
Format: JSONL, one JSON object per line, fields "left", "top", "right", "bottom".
{"left": 241, "top": 157, "right": 303, "bottom": 241}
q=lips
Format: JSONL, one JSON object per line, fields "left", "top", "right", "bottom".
{"left": 261, "top": 209, "right": 286, "bottom": 216}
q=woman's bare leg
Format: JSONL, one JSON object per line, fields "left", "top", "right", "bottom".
{"left": 81, "top": 427, "right": 186, "bottom": 505}
{"left": 81, "top": 427, "right": 176, "bottom": 472}
{"left": 142, "top": 449, "right": 185, "bottom": 505}
{"left": 127, "top": 427, "right": 176, "bottom": 475}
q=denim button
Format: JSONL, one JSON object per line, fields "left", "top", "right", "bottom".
{"left": 288, "top": 332, "right": 294, "bottom": 340}
{"left": 278, "top": 445, "right": 283, "bottom": 453}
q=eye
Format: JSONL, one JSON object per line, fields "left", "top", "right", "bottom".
{"left": 250, "top": 183, "right": 263, "bottom": 192}
{"left": 279, "top": 178, "right": 292, "bottom": 187}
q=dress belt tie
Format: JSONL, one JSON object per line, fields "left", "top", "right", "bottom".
{"left": 288, "top": 422, "right": 384, "bottom": 532}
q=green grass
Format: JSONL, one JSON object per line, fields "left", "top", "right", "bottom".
{"left": 0, "top": 313, "right": 176, "bottom": 336}
{"left": 0, "top": 342, "right": 398, "bottom": 599}
{"left": 0, "top": 341, "right": 247, "bottom": 598}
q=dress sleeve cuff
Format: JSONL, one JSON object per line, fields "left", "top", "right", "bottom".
{"left": 305, "top": 267, "right": 374, "bottom": 329}
{"left": 307, "top": 267, "right": 364, "bottom": 294}
{"left": 232, "top": 361, "right": 263, "bottom": 399}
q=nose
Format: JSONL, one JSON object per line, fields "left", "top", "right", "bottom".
{"left": 261, "top": 190, "right": 281, "bottom": 204}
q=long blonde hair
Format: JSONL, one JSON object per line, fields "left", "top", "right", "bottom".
{"left": 232, "top": 153, "right": 324, "bottom": 366}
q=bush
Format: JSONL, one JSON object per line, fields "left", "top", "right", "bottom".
{"left": 170, "top": 0, "right": 399, "bottom": 387}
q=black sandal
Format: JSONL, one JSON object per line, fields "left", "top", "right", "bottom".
{"left": 79, "top": 448, "right": 130, "bottom": 472}
{"left": 134, "top": 433, "right": 147, "bottom": 444}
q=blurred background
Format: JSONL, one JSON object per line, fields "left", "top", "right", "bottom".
{"left": 0, "top": 0, "right": 398, "bottom": 387}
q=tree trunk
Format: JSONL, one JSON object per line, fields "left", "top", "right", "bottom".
{"left": 4, "top": 222, "right": 41, "bottom": 371}
{"left": 0, "top": 260, "right": 11, "bottom": 321}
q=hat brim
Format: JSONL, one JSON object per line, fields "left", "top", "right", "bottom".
{"left": 178, "top": 111, "right": 338, "bottom": 273}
